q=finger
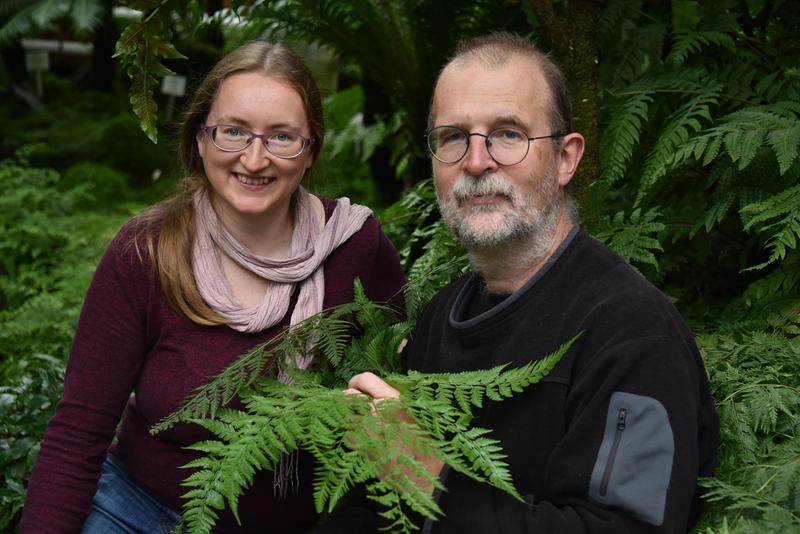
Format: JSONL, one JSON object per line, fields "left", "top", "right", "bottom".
{"left": 348, "top": 372, "right": 400, "bottom": 399}
{"left": 396, "top": 338, "right": 408, "bottom": 353}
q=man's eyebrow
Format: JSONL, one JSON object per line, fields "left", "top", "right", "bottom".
{"left": 490, "top": 115, "right": 530, "bottom": 131}
{"left": 439, "top": 115, "right": 531, "bottom": 132}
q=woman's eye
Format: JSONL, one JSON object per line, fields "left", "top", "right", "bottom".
{"left": 271, "top": 132, "right": 297, "bottom": 144}
{"left": 222, "top": 127, "right": 242, "bottom": 137}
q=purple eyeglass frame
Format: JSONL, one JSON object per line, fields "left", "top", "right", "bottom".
{"left": 201, "top": 124, "right": 314, "bottom": 159}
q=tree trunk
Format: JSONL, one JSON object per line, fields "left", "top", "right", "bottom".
{"left": 527, "top": 0, "right": 603, "bottom": 223}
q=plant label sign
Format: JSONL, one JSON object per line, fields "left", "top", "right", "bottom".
{"left": 161, "top": 75, "right": 187, "bottom": 97}
{"left": 25, "top": 51, "right": 50, "bottom": 72}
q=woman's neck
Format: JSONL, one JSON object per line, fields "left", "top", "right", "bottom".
{"left": 212, "top": 198, "right": 295, "bottom": 259}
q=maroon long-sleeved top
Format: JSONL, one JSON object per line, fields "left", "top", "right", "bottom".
{"left": 21, "top": 198, "right": 407, "bottom": 533}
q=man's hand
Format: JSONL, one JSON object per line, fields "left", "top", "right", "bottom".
{"left": 345, "top": 372, "right": 445, "bottom": 495}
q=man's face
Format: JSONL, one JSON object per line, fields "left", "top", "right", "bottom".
{"left": 431, "top": 56, "right": 563, "bottom": 253}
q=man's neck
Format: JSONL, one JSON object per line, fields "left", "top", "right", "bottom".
{"left": 470, "top": 212, "right": 574, "bottom": 295}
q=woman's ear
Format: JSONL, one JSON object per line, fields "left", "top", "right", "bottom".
{"left": 196, "top": 130, "right": 206, "bottom": 160}
{"left": 556, "top": 132, "right": 585, "bottom": 188}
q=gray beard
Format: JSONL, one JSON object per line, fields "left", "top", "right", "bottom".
{"left": 436, "top": 167, "right": 560, "bottom": 257}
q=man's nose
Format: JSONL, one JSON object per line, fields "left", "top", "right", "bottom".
{"left": 463, "top": 134, "right": 499, "bottom": 176}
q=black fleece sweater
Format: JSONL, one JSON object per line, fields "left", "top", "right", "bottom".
{"left": 402, "top": 228, "right": 719, "bottom": 533}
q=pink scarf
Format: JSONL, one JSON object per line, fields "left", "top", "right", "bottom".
{"left": 192, "top": 186, "right": 371, "bottom": 370}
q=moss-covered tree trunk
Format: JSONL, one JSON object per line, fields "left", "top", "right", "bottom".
{"left": 527, "top": 0, "right": 602, "bottom": 223}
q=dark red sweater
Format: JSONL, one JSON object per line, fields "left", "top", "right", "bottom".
{"left": 21, "top": 198, "right": 406, "bottom": 533}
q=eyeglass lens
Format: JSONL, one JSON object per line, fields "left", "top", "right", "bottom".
{"left": 210, "top": 125, "right": 305, "bottom": 158}
{"left": 427, "top": 126, "right": 531, "bottom": 165}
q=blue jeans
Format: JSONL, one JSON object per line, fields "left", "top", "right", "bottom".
{"left": 81, "top": 455, "right": 187, "bottom": 534}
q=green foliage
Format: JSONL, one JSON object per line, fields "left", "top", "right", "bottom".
{"left": 113, "top": 0, "right": 186, "bottom": 143}
{"left": 0, "top": 353, "right": 65, "bottom": 530}
{"left": 0, "top": 76, "right": 176, "bottom": 190}
{"left": 667, "top": 30, "right": 736, "bottom": 66}
{"left": 312, "top": 85, "right": 385, "bottom": 207}
{"left": 0, "top": 0, "right": 104, "bottom": 43}
{"left": 159, "top": 275, "right": 575, "bottom": 533}
{"left": 62, "top": 163, "right": 130, "bottom": 209}
{"left": 0, "top": 150, "right": 88, "bottom": 309}
{"left": 381, "top": 179, "right": 467, "bottom": 273}
{"left": 695, "top": 331, "right": 800, "bottom": 532}
{"left": 593, "top": 208, "right": 666, "bottom": 269}
{"left": 741, "top": 185, "right": 800, "bottom": 270}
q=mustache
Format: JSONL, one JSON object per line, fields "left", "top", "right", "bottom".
{"left": 451, "top": 174, "right": 514, "bottom": 202}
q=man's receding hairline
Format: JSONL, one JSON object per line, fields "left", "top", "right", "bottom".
{"left": 445, "top": 49, "right": 544, "bottom": 76}
{"left": 432, "top": 52, "right": 551, "bottom": 123}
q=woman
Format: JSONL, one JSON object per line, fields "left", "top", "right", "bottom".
{"left": 21, "top": 41, "right": 406, "bottom": 533}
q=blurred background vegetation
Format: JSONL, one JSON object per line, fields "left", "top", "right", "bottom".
{"left": 0, "top": 0, "right": 798, "bottom": 532}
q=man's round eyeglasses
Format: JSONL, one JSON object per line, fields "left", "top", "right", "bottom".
{"left": 201, "top": 124, "right": 313, "bottom": 159}
{"left": 425, "top": 125, "right": 565, "bottom": 166}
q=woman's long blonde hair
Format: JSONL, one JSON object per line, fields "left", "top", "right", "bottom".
{"left": 138, "top": 41, "right": 325, "bottom": 325}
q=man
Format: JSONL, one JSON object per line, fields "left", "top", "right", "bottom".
{"left": 347, "top": 32, "right": 719, "bottom": 532}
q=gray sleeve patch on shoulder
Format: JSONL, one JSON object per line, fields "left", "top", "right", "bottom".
{"left": 588, "top": 391, "right": 674, "bottom": 526}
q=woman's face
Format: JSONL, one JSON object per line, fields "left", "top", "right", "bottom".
{"left": 196, "top": 71, "right": 313, "bottom": 227}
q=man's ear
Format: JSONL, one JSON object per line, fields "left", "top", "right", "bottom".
{"left": 556, "top": 132, "right": 585, "bottom": 188}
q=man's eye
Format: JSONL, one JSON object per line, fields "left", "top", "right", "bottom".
{"left": 495, "top": 129, "right": 523, "bottom": 141}
{"left": 440, "top": 131, "right": 466, "bottom": 145}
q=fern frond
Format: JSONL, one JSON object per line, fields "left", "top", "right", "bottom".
{"left": 70, "top": 0, "right": 105, "bottom": 34}
{"left": 0, "top": 2, "right": 43, "bottom": 44}
{"left": 601, "top": 22, "right": 666, "bottom": 88}
{"left": 637, "top": 89, "right": 721, "bottom": 203}
{"left": 441, "top": 426, "right": 521, "bottom": 501}
{"left": 113, "top": 8, "right": 186, "bottom": 143}
{"left": 591, "top": 208, "right": 665, "bottom": 269}
{"left": 175, "top": 335, "right": 575, "bottom": 533}
{"left": 667, "top": 30, "right": 736, "bottom": 67}
{"left": 599, "top": 0, "right": 641, "bottom": 46}
{"left": 600, "top": 92, "right": 653, "bottom": 185}
{"left": 741, "top": 185, "right": 800, "bottom": 270}
{"left": 673, "top": 103, "right": 800, "bottom": 175}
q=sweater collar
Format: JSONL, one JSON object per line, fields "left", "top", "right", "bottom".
{"left": 449, "top": 226, "right": 582, "bottom": 329}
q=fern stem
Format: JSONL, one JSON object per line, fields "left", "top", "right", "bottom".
{"left": 143, "top": 0, "right": 171, "bottom": 23}
{"left": 722, "top": 383, "right": 800, "bottom": 404}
